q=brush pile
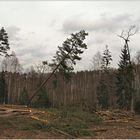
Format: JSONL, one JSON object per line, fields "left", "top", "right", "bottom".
{"left": 95, "top": 110, "right": 134, "bottom": 123}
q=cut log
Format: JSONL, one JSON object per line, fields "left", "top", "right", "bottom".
{"left": 95, "top": 110, "right": 134, "bottom": 122}
{"left": 51, "top": 127, "right": 75, "bottom": 138}
{"left": 0, "top": 108, "right": 31, "bottom": 113}
{"left": 82, "top": 128, "right": 108, "bottom": 132}
{"left": 133, "top": 126, "right": 140, "bottom": 130}
{"left": 30, "top": 115, "right": 48, "bottom": 123}
{"left": 0, "top": 112, "right": 20, "bottom": 117}
{"left": 0, "top": 104, "right": 28, "bottom": 109}
{"left": 0, "top": 107, "right": 32, "bottom": 117}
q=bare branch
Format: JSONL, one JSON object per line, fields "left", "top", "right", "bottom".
{"left": 118, "top": 26, "right": 139, "bottom": 42}
{"left": 117, "top": 35, "right": 126, "bottom": 41}
{"left": 127, "top": 25, "right": 139, "bottom": 39}
{"left": 121, "top": 30, "right": 124, "bottom": 37}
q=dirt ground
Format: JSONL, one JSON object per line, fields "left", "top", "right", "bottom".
{"left": 1, "top": 116, "right": 140, "bottom": 139}
{"left": 93, "top": 115, "right": 140, "bottom": 139}
{"left": 0, "top": 105, "right": 140, "bottom": 139}
{"left": 0, "top": 128, "right": 68, "bottom": 139}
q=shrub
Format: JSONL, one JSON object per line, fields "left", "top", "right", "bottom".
{"left": 19, "top": 87, "right": 29, "bottom": 105}
{"left": 33, "top": 88, "right": 51, "bottom": 108}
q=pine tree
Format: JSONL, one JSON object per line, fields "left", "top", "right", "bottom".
{"left": 117, "top": 26, "right": 138, "bottom": 111}
{"left": 101, "top": 45, "right": 112, "bottom": 72}
{"left": 49, "top": 30, "right": 88, "bottom": 80}
{"left": 0, "top": 27, "right": 9, "bottom": 57}
{"left": 97, "top": 79, "right": 109, "bottom": 109}
{"left": 34, "top": 88, "right": 51, "bottom": 108}
{"left": 19, "top": 87, "right": 29, "bottom": 105}
{"left": 116, "top": 45, "right": 134, "bottom": 109}
{"left": 0, "top": 27, "right": 10, "bottom": 104}
{"left": 28, "top": 30, "right": 88, "bottom": 104}
{"left": 97, "top": 45, "right": 112, "bottom": 109}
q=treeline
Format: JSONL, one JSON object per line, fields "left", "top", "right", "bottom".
{"left": 0, "top": 64, "right": 139, "bottom": 110}
{"left": 0, "top": 26, "right": 140, "bottom": 112}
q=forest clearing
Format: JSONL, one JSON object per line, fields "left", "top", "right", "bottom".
{"left": 0, "top": 104, "right": 140, "bottom": 139}
{"left": 1, "top": 1, "right": 140, "bottom": 139}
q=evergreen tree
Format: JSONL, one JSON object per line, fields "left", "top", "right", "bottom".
{"left": 97, "top": 45, "right": 112, "bottom": 109}
{"left": 19, "top": 87, "right": 29, "bottom": 105}
{"left": 116, "top": 45, "right": 134, "bottom": 109}
{"left": 97, "top": 79, "right": 109, "bottom": 109}
{"left": 49, "top": 30, "right": 88, "bottom": 79}
{"left": 101, "top": 45, "right": 112, "bottom": 72}
{"left": 34, "top": 88, "right": 51, "bottom": 108}
{"left": 0, "top": 27, "right": 10, "bottom": 104}
{"left": 117, "top": 26, "right": 138, "bottom": 111}
{"left": 28, "top": 30, "right": 88, "bottom": 104}
{"left": 0, "top": 27, "right": 10, "bottom": 57}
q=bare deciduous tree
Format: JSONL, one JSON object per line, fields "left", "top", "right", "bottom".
{"left": 90, "top": 51, "right": 102, "bottom": 71}
{"left": 118, "top": 26, "right": 139, "bottom": 63}
{"left": 35, "top": 61, "right": 50, "bottom": 76}
{"left": 1, "top": 51, "right": 22, "bottom": 73}
{"left": 134, "top": 50, "right": 140, "bottom": 65}
{"left": 33, "top": 61, "right": 50, "bottom": 84}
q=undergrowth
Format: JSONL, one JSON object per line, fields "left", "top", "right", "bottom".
{"left": 46, "top": 107, "right": 102, "bottom": 138}
{"left": 0, "top": 106, "right": 102, "bottom": 138}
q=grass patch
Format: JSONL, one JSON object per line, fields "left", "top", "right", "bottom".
{"left": 46, "top": 107, "right": 102, "bottom": 138}
{"left": 0, "top": 106, "right": 102, "bottom": 138}
{"left": 0, "top": 116, "right": 49, "bottom": 131}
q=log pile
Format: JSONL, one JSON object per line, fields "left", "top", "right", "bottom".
{"left": 95, "top": 110, "right": 134, "bottom": 123}
{"left": 0, "top": 105, "right": 32, "bottom": 117}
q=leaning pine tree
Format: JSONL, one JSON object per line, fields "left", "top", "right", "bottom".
{"left": 49, "top": 31, "right": 88, "bottom": 79}
{"left": 28, "top": 30, "right": 88, "bottom": 104}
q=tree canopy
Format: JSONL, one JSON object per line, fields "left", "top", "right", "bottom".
{"left": 49, "top": 30, "right": 88, "bottom": 79}
{"left": 0, "top": 27, "right": 9, "bottom": 57}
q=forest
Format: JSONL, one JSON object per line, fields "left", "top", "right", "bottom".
{"left": 0, "top": 26, "right": 140, "bottom": 112}
{"left": 0, "top": 25, "right": 140, "bottom": 138}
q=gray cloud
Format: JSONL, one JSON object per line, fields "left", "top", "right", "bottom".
{"left": 62, "top": 14, "right": 133, "bottom": 34}
{"left": 0, "top": 1, "right": 140, "bottom": 71}
{"left": 49, "top": 19, "right": 57, "bottom": 27}
{"left": 6, "top": 26, "right": 21, "bottom": 41}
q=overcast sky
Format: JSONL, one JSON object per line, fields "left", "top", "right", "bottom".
{"left": 0, "top": 1, "right": 140, "bottom": 71}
